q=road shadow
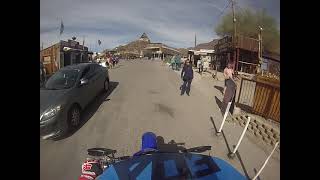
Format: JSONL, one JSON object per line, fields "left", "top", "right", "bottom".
{"left": 112, "top": 64, "right": 124, "bottom": 69}
{"left": 209, "top": 117, "right": 232, "bottom": 154}
{"left": 156, "top": 136, "right": 186, "bottom": 153}
{"left": 253, "top": 168, "right": 261, "bottom": 180}
{"left": 210, "top": 116, "right": 218, "bottom": 133}
{"left": 54, "top": 81, "right": 119, "bottom": 140}
{"left": 214, "top": 96, "right": 224, "bottom": 115}
{"left": 154, "top": 103, "right": 175, "bottom": 118}
{"left": 236, "top": 103, "right": 253, "bottom": 113}
{"left": 214, "top": 85, "right": 224, "bottom": 94}
{"left": 234, "top": 145, "right": 251, "bottom": 180}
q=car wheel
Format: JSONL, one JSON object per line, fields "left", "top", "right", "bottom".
{"left": 104, "top": 78, "right": 109, "bottom": 92}
{"left": 68, "top": 104, "right": 81, "bottom": 129}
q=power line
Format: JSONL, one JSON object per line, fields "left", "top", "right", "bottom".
{"left": 234, "top": 3, "right": 246, "bottom": 15}
{"left": 216, "top": 0, "right": 232, "bottom": 20}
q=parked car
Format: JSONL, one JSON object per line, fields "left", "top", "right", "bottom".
{"left": 40, "top": 63, "right": 110, "bottom": 140}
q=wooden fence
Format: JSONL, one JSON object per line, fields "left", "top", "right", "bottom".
{"left": 237, "top": 78, "right": 280, "bottom": 122}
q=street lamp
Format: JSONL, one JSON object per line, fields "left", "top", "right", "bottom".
{"left": 258, "top": 26, "right": 264, "bottom": 74}
{"left": 258, "top": 26, "right": 263, "bottom": 60}
{"left": 63, "top": 47, "right": 72, "bottom": 51}
{"left": 259, "top": 26, "right": 263, "bottom": 31}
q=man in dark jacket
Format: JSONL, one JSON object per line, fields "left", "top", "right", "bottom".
{"left": 180, "top": 60, "right": 194, "bottom": 96}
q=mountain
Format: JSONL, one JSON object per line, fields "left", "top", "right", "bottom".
{"left": 115, "top": 40, "right": 149, "bottom": 54}
{"left": 110, "top": 33, "right": 151, "bottom": 55}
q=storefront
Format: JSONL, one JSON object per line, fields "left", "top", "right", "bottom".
{"left": 40, "top": 39, "right": 88, "bottom": 76}
{"left": 214, "top": 35, "right": 259, "bottom": 74}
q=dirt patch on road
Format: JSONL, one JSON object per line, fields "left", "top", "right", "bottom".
{"left": 148, "top": 90, "right": 160, "bottom": 94}
{"left": 154, "top": 103, "right": 174, "bottom": 118}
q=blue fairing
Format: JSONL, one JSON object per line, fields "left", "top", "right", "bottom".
{"left": 97, "top": 153, "right": 246, "bottom": 180}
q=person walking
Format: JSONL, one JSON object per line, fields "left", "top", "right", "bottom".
{"left": 223, "top": 63, "right": 234, "bottom": 95}
{"left": 203, "top": 59, "right": 209, "bottom": 72}
{"left": 197, "top": 58, "right": 203, "bottom": 74}
{"left": 115, "top": 56, "right": 119, "bottom": 65}
{"left": 170, "top": 56, "right": 176, "bottom": 70}
{"left": 180, "top": 60, "right": 194, "bottom": 96}
{"left": 112, "top": 56, "right": 116, "bottom": 68}
{"left": 197, "top": 59, "right": 201, "bottom": 73}
{"left": 175, "top": 55, "right": 181, "bottom": 71}
{"left": 200, "top": 58, "right": 204, "bottom": 74}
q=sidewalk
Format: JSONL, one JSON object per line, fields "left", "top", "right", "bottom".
{"left": 165, "top": 63, "right": 280, "bottom": 180}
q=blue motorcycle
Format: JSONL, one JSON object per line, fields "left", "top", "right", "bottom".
{"left": 82, "top": 132, "right": 246, "bottom": 180}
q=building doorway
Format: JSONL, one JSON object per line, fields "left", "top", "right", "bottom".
{"left": 64, "top": 52, "right": 71, "bottom": 66}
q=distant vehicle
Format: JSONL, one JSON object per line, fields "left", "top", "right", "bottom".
{"left": 40, "top": 63, "right": 110, "bottom": 140}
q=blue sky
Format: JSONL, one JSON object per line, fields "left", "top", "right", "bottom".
{"left": 40, "top": 0, "right": 279, "bottom": 51}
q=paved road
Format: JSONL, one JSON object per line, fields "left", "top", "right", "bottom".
{"left": 40, "top": 59, "right": 279, "bottom": 180}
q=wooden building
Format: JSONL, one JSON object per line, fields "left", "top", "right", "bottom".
{"left": 214, "top": 35, "right": 260, "bottom": 74}
{"left": 262, "top": 51, "right": 280, "bottom": 77}
{"left": 143, "top": 43, "right": 181, "bottom": 59}
{"left": 40, "top": 39, "right": 88, "bottom": 76}
{"left": 188, "top": 49, "right": 215, "bottom": 68}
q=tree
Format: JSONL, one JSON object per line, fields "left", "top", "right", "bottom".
{"left": 215, "top": 9, "right": 280, "bottom": 54}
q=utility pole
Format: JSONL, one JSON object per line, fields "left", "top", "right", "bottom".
{"left": 231, "top": 0, "right": 237, "bottom": 72}
{"left": 194, "top": 33, "right": 197, "bottom": 48}
{"left": 259, "top": 26, "right": 263, "bottom": 59}
{"left": 41, "top": 42, "right": 44, "bottom": 51}
{"left": 258, "top": 26, "right": 263, "bottom": 74}
{"left": 81, "top": 36, "right": 85, "bottom": 62}
{"left": 82, "top": 36, "right": 85, "bottom": 50}
{"left": 231, "top": 0, "right": 236, "bottom": 42}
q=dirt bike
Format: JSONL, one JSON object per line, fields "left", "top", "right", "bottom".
{"left": 82, "top": 132, "right": 246, "bottom": 180}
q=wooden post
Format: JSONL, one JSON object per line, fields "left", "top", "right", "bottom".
{"left": 236, "top": 48, "right": 240, "bottom": 72}
{"left": 237, "top": 78, "right": 244, "bottom": 104}
{"left": 264, "top": 86, "right": 276, "bottom": 119}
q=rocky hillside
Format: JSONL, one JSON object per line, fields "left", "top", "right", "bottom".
{"left": 110, "top": 33, "right": 151, "bottom": 54}
{"left": 114, "top": 40, "right": 149, "bottom": 54}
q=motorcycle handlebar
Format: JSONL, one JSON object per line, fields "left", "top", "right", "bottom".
{"left": 87, "top": 148, "right": 117, "bottom": 157}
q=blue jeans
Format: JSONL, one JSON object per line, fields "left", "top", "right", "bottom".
{"left": 180, "top": 79, "right": 192, "bottom": 95}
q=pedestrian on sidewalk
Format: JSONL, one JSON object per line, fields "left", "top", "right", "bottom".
{"left": 223, "top": 63, "right": 234, "bottom": 95}
{"left": 170, "top": 56, "right": 176, "bottom": 70}
{"left": 180, "top": 59, "right": 194, "bottom": 96}
{"left": 175, "top": 55, "right": 181, "bottom": 71}
{"left": 197, "top": 58, "right": 203, "bottom": 75}
{"left": 203, "top": 59, "right": 209, "bottom": 72}
{"left": 105, "top": 61, "right": 110, "bottom": 69}
{"left": 112, "top": 56, "right": 116, "bottom": 68}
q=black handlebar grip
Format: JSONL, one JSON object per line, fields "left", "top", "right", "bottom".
{"left": 87, "top": 148, "right": 117, "bottom": 156}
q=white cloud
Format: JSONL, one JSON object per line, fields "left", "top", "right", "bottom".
{"left": 40, "top": 0, "right": 279, "bottom": 50}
